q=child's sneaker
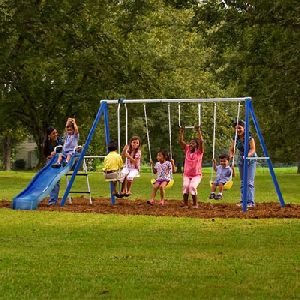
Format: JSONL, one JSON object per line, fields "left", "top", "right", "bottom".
{"left": 147, "top": 200, "right": 154, "bottom": 206}
{"left": 209, "top": 192, "right": 215, "bottom": 199}
{"left": 51, "top": 163, "right": 61, "bottom": 168}
{"left": 159, "top": 200, "right": 165, "bottom": 206}
{"left": 214, "top": 194, "right": 223, "bottom": 200}
{"left": 192, "top": 203, "right": 199, "bottom": 209}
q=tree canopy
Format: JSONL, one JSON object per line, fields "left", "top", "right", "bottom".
{"left": 0, "top": 0, "right": 299, "bottom": 170}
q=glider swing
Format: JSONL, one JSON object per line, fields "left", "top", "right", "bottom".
{"left": 144, "top": 103, "right": 174, "bottom": 189}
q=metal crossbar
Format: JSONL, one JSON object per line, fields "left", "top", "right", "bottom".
{"left": 246, "top": 156, "right": 270, "bottom": 160}
{"left": 100, "top": 97, "right": 249, "bottom": 104}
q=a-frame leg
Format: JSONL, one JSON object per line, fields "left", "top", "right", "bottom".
{"left": 249, "top": 102, "right": 285, "bottom": 207}
{"left": 241, "top": 98, "right": 251, "bottom": 212}
{"left": 103, "top": 102, "right": 116, "bottom": 205}
{"left": 60, "top": 102, "right": 107, "bottom": 207}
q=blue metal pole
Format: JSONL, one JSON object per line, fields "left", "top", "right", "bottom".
{"left": 60, "top": 103, "right": 105, "bottom": 206}
{"left": 242, "top": 98, "right": 251, "bottom": 212}
{"left": 249, "top": 102, "right": 285, "bottom": 207}
{"left": 102, "top": 102, "right": 116, "bottom": 205}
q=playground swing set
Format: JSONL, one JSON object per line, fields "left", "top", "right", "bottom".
{"left": 12, "top": 97, "right": 285, "bottom": 212}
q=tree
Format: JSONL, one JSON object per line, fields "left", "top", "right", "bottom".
{"left": 1, "top": 0, "right": 223, "bottom": 167}
{"left": 190, "top": 0, "right": 300, "bottom": 171}
{"left": 0, "top": 0, "right": 126, "bottom": 165}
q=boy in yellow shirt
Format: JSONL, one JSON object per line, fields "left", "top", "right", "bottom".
{"left": 103, "top": 140, "right": 124, "bottom": 197}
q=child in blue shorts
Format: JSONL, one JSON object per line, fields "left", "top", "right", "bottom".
{"left": 52, "top": 118, "right": 79, "bottom": 168}
{"left": 209, "top": 154, "right": 232, "bottom": 200}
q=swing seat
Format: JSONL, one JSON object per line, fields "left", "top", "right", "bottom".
{"left": 104, "top": 171, "right": 122, "bottom": 182}
{"left": 209, "top": 180, "right": 233, "bottom": 190}
{"left": 150, "top": 178, "right": 174, "bottom": 189}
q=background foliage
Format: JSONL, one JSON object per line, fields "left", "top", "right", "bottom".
{"left": 0, "top": 0, "right": 299, "bottom": 170}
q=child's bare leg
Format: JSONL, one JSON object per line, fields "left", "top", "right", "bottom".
{"left": 121, "top": 178, "right": 127, "bottom": 194}
{"left": 66, "top": 154, "right": 71, "bottom": 163}
{"left": 219, "top": 184, "right": 224, "bottom": 194}
{"left": 159, "top": 182, "right": 168, "bottom": 205}
{"left": 214, "top": 183, "right": 224, "bottom": 200}
{"left": 148, "top": 183, "right": 159, "bottom": 205}
{"left": 211, "top": 183, "right": 217, "bottom": 193}
{"left": 126, "top": 180, "right": 133, "bottom": 195}
{"left": 57, "top": 154, "right": 63, "bottom": 164}
{"left": 52, "top": 154, "right": 63, "bottom": 167}
{"left": 209, "top": 183, "right": 217, "bottom": 199}
{"left": 150, "top": 183, "right": 159, "bottom": 200}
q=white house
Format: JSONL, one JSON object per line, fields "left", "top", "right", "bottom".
{"left": 15, "top": 137, "right": 39, "bottom": 169}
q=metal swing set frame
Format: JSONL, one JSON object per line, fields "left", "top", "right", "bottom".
{"left": 60, "top": 97, "right": 285, "bottom": 212}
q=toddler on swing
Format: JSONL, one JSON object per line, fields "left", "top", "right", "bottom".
{"left": 209, "top": 154, "right": 233, "bottom": 200}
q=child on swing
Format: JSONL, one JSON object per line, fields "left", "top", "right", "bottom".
{"left": 52, "top": 118, "right": 79, "bottom": 168}
{"left": 103, "top": 140, "right": 124, "bottom": 196}
{"left": 179, "top": 125, "right": 204, "bottom": 208}
{"left": 120, "top": 136, "right": 142, "bottom": 196}
{"left": 209, "top": 154, "right": 233, "bottom": 200}
{"left": 147, "top": 150, "right": 175, "bottom": 206}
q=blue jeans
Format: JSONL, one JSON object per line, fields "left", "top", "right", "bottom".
{"left": 49, "top": 180, "right": 60, "bottom": 204}
{"left": 238, "top": 161, "right": 256, "bottom": 204}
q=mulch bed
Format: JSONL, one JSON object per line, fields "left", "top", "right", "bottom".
{"left": 1, "top": 198, "right": 300, "bottom": 219}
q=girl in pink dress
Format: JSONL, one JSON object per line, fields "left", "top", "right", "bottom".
{"left": 179, "top": 126, "right": 204, "bottom": 208}
{"left": 120, "top": 136, "right": 142, "bottom": 196}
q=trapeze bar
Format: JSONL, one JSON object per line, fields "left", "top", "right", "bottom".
{"left": 100, "top": 97, "right": 249, "bottom": 104}
{"left": 246, "top": 156, "right": 270, "bottom": 160}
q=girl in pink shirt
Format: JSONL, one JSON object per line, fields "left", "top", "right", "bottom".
{"left": 179, "top": 125, "right": 204, "bottom": 208}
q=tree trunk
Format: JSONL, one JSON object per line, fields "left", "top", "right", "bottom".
{"left": 35, "top": 132, "right": 46, "bottom": 169}
{"left": 3, "top": 135, "right": 12, "bottom": 170}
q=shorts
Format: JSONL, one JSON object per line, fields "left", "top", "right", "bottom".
{"left": 120, "top": 167, "right": 139, "bottom": 182}
{"left": 155, "top": 179, "right": 170, "bottom": 186}
{"left": 61, "top": 150, "right": 74, "bottom": 159}
{"left": 214, "top": 179, "right": 227, "bottom": 186}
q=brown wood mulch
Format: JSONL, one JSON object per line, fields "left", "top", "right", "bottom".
{"left": 1, "top": 198, "right": 300, "bottom": 219}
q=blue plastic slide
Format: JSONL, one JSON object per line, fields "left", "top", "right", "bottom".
{"left": 12, "top": 154, "right": 76, "bottom": 210}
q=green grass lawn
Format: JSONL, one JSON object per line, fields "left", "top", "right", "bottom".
{"left": 0, "top": 167, "right": 299, "bottom": 204}
{"left": 0, "top": 210, "right": 299, "bottom": 299}
{"left": 0, "top": 169, "right": 299, "bottom": 299}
